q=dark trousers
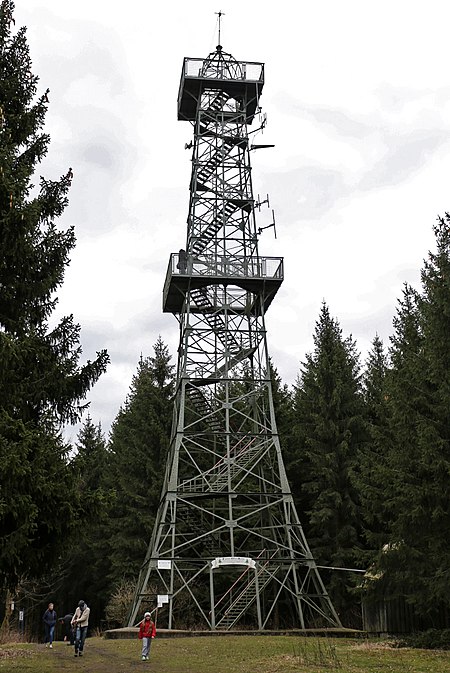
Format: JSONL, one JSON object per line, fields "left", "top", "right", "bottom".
{"left": 66, "top": 625, "right": 75, "bottom": 645}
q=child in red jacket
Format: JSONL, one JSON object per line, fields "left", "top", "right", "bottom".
{"left": 138, "top": 612, "right": 156, "bottom": 661}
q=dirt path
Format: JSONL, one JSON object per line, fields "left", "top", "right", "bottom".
{"left": 27, "top": 638, "right": 150, "bottom": 672}
{"left": 65, "top": 641, "right": 145, "bottom": 671}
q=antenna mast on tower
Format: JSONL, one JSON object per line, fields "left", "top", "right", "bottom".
{"left": 216, "top": 9, "right": 225, "bottom": 45}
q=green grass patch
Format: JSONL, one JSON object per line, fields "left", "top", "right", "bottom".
{"left": 1, "top": 635, "right": 450, "bottom": 672}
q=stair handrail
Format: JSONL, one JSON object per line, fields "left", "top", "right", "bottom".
{"left": 211, "top": 548, "right": 267, "bottom": 616}
{"left": 216, "top": 549, "right": 279, "bottom": 626}
{"left": 180, "top": 435, "right": 258, "bottom": 492}
{"left": 206, "top": 436, "right": 261, "bottom": 490}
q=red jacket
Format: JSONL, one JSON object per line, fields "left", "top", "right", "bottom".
{"left": 138, "top": 618, "right": 156, "bottom": 639}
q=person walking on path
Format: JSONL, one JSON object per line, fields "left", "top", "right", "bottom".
{"left": 138, "top": 611, "right": 156, "bottom": 661}
{"left": 71, "top": 600, "right": 90, "bottom": 657}
{"left": 43, "top": 602, "right": 57, "bottom": 648}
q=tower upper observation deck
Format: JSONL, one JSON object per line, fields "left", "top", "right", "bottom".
{"left": 164, "top": 44, "right": 281, "bottom": 315}
{"left": 177, "top": 45, "right": 264, "bottom": 123}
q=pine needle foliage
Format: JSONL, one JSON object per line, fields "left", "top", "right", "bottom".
{"left": 356, "top": 336, "right": 392, "bottom": 558}
{"left": 106, "top": 337, "right": 174, "bottom": 586}
{"left": 289, "top": 303, "right": 365, "bottom": 618}
{"left": 373, "top": 218, "right": 450, "bottom": 617}
{"left": 0, "top": 0, "right": 108, "bottom": 589}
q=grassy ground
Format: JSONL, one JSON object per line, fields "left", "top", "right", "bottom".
{"left": 1, "top": 635, "right": 450, "bottom": 673}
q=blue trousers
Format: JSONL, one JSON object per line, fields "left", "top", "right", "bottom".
{"left": 75, "top": 626, "right": 88, "bottom": 652}
{"left": 44, "top": 624, "right": 55, "bottom": 644}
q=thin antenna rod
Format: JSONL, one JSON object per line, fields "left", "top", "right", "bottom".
{"left": 215, "top": 10, "right": 225, "bottom": 46}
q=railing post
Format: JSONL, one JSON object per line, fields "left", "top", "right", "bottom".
{"left": 209, "top": 563, "right": 216, "bottom": 629}
{"left": 255, "top": 565, "right": 262, "bottom": 630}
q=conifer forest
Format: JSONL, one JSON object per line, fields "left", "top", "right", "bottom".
{"left": 1, "top": 0, "right": 450, "bottom": 639}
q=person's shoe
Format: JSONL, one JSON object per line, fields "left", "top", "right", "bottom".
{"left": 49, "top": 644, "right": 53, "bottom": 648}
{"left": 142, "top": 655, "right": 146, "bottom": 661}
{"left": 45, "top": 643, "right": 49, "bottom": 648}
{"left": 74, "top": 652, "right": 78, "bottom": 657}
{"left": 78, "top": 652, "right": 83, "bottom": 657}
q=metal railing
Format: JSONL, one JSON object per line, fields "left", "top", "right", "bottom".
{"left": 168, "top": 252, "right": 283, "bottom": 281}
{"left": 183, "top": 57, "right": 264, "bottom": 83}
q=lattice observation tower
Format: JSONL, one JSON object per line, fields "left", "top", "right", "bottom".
{"left": 128, "top": 41, "right": 341, "bottom": 631}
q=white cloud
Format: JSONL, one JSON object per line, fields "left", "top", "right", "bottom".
{"left": 12, "top": 0, "right": 450, "bottom": 435}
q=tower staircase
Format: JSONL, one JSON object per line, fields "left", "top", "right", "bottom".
{"left": 191, "top": 199, "right": 239, "bottom": 254}
{"left": 203, "top": 90, "right": 230, "bottom": 115}
{"left": 185, "top": 383, "right": 223, "bottom": 433}
{"left": 215, "top": 552, "right": 279, "bottom": 630}
{"left": 179, "top": 435, "right": 265, "bottom": 494}
{"left": 189, "top": 287, "right": 254, "bottom": 356}
{"left": 176, "top": 501, "right": 222, "bottom": 557}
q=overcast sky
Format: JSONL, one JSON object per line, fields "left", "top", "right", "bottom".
{"left": 14, "top": 0, "right": 450, "bottom": 440}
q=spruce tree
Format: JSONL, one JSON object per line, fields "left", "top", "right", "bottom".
{"left": 60, "top": 417, "right": 111, "bottom": 625}
{"left": 0, "top": 1, "right": 108, "bottom": 588}
{"left": 289, "top": 303, "right": 364, "bottom": 619}
{"left": 378, "top": 219, "right": 450, "bottom": 618}
{"left": 106, "top": 337, "right": 174, "bottom": 586}
{"left": 355, "top": 335, "right": 392, "bottom": 561}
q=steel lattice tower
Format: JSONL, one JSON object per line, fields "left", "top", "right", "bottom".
{"left": 129, "top": 43, "right": 341, "bottom": 631}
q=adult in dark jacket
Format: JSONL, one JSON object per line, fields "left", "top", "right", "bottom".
{"left": 59, "top": 613, "right": 74, "bottom": 645}
{"left": 43, "top": 602, "right": 57, "bottom": 648}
